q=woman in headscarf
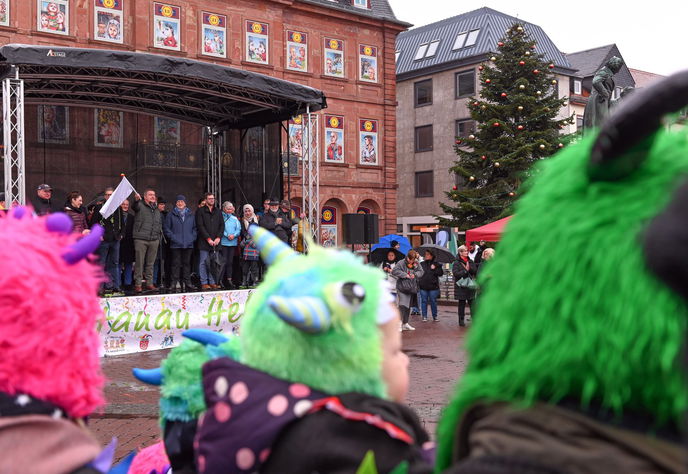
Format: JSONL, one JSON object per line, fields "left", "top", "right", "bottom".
{"left": 239, "top": 204, "right": 260, "bottom": 288}
{"left": 453, "top": 245, "right": 478, "bottom": 326}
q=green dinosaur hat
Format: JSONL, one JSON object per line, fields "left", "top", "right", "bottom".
{"left": 436, "top": 74, "right": 688, "bottom": 469}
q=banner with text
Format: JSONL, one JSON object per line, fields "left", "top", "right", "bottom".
{"left": 99, "top": 290, "right": 254, "bottom": 356}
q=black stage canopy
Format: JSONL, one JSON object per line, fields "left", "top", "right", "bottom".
{"left": 0, "top": 44, "right": 326, "bottom": 129}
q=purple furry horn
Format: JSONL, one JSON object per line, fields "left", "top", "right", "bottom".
{"left": 62, "top": 224, "right": 104, "bottom": 265}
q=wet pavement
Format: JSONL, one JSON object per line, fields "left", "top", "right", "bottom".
{"left": 90, "top": 303, "right": 469, "bottom": 461}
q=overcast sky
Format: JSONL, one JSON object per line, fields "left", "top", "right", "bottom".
{"left": 389, "top": 1, "right": 687, "bottom": 76}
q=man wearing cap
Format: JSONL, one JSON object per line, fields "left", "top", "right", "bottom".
{"left": 132, "top": 189, "right": 163, "bottom": 292}
{"left": 31, "top": 184, "right": 59, "bottom": 215}
{"left": 92, "top": 187, "right": 125, "bottom": 295}
{"left": 163, "top": 195, "right": 197, "bottom": 293}
{"left": 279, "top": 199, "right": 295, "bottom": 244}
{"left": 259, "top": 198, "right": 291, "bottom": 243}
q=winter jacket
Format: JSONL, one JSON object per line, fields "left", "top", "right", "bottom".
{"left": 64, "top": 205, "right": 89, "bottom": 234}
{"left": 91, "top": 204, "right": 124, "bottom": 242}
{"left": 119, "top": 212, "right": 135, "bottom": 264}
{"left": 453, "top": 258, "right": 478, "bottom": 300}
{"left": 240, "top": 219, "right": 260, "bottom": 261}
{"left": 197, "top": 357, "right": 433, "bottom": 474}
{"left": 163, "top": 207, "right": 197, "bottom": 249}
{"left": 132, "top": 200, "right": 163, "bottom": 241}
{"left": 221, "top": 213, "right": 241, "bottom": 247}
{"left": 30, "top": 195, "right": 59, "bottom": 216}
{"left": 195, "top": 205, "right": 224, "bottom": 252}
{"left": 419, "top": 256, "right": 444, "bottom": 291}
{"left": 259, "top": 210, "right": 292, "bottom": 243}
{"left": 392, "top": 259, "right": 424, "bottom": 308}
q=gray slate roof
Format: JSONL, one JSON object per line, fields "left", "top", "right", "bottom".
{"left": 565, "top": 44, "right": 635, "bottom": 89}
{"left": 298, "top": 0, "right": 410, "bottom": 26}
{"left": 395, "top": 7, "right": 573, "bottom": 80}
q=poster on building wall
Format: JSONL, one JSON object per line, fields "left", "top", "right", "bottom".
{"left": 0, "top": 0, "right": 10, "bottom": 27}
{"left": 321, "top": 206, "right": 337, "bottom": 247}
{"left": 286, "top": 30, "right": 307, "bottom": 72}
{"left": 288, "top": 115, "right": 303, "bottom": 158}
{"left": 359, "top": 44, "right": 378, "bottom": 82}
{"left": 324, "top": 38, "right": 344, "bottom": 78}
{"left": 359, "top": 119, "right": 378, "bottom": 165}
{"left": 153, "top": 2, "right": 181, "bottom": 51}
{"left": 324, "top": 115, "right": 344, "bottom": 163}
{"left": 38, "top": 105, "right": 69, "bottom": 144}
{"left": 245, "top": 20, "right": 269, "bottom": 64}
{"left": 201, "top": 11, "right": 226, "bottom": 58}
{"left": 154, "top": 116, "right": 180, "bottom": 144}
{"left": 94, "top": 0, "right": 123, "bottom": 44}
{"left": 94, "top": 109, "right": 123, "bottom": 148}
{"left": 37, "top": 0, "right": 69, "bottom": 35}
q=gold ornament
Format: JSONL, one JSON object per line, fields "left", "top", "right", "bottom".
{"left": 539, "top": 144, "right": 546, "bottom": 149}
{"left": 563, "top": 101, "right": 568, "bottom": 106}
{"left": 491, "top": 56, "right": 497, "bottom": 61}
{"left": 481, "top": 105, "right": 486, "bottom": 109}
{"left": 517, "top": 105, "right": 524, "bottom": 111}
{"left": 468, "top": 176, "right": 475, "bottom": 181}
{"left": 551, "top": 79, "right": 557, "bottom": 84}
{"left": 519, "top": 84, "right": 525, "bottom": 89}
{"left": 494, "top": 162, "right": 500, "bottom": 167}
{"left": 536, "top": 90, "right": 542, "bottom": 95}
{"left": 525, "top": 51, "right": 531, "bottom": 56}
{"left": 468, "top": 134, "right": 475, "bottom": 140}
{"left": 517, "top": 26, "right": 523, "bottom": 32}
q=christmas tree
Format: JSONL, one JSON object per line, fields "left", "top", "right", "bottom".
{"left": 438, "top": 23, "right": 573, "bottom": 230}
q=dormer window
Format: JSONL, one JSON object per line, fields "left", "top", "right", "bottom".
{"left": 574, "top": 79, "right": 582, "bottom": 95}
{"left": 414, "top": 40, "right": 439, "bottom": 60}
{"left": 353, "top": 0, "right": 369, "bottom": 8}
{"left": 453, "top": 29, "right": 480, "bottom": 50}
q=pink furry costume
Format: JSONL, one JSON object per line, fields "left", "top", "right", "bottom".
{"left": 0, "top": 207, "right": 110, "bottom": 473}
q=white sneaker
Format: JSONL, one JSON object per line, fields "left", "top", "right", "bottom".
{"left": 402, "top": 323, "right": 415, "bottom": 331}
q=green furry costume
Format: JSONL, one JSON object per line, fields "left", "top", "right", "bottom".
{"left": 436, "top": 103, "right": 688, "bottom": 468}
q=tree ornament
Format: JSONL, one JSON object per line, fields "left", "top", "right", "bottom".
{"left": 485, "top": 79, "right": 491, "bottom": 84}
{"left": 517, "top": 26, "right": 524, "bottom": 32}
{"left": 452, "top": 185, "right": 457, "bottom": 190}
{"left": 468, "top": 176, "right": 475, "bottom": 182}
{"left": 517, "top": 105, "right": 524, "bottom": 111}
{"left": 517, "top": 125, "right": 524, "bottom": 130}
{"left": 491, "top": 56, "right": 497, "bottom": 61}
{"left": 481, "top": 105, "right": 486, "bottom": 109}
{"left": 481, "top": 155, "right": 487, "bottom": 160}
{"left": 530, "top": 44, "right": 536, "bottom": 49}
{"left": 519, "top": 61, "right": 525, "bottom": 66}
{"left": 549, "top": 64, "right": 555, "bottom": 69}
{"left": 533, "top": 69, "right": 540, "bottom": 75}
{"left": 455, "top": 139, "right": 462, "bottom": 145}
{"left": 536, "top": 90, "right": 542, "bottom": 95}
{"left": 563, "top": 101, "right": 568, "bottom": 106}
{"left": 468, "top": 134, "right": 475, "bottom": 140}
{"left": 539, "top": 144, "right": 546, "bottom": 150}
{"left": 493, "top": 122, "right": 500, "bottom": 127}
{"left": 501, "top": 92, "right": 507, "bottom": 98}
{"left": 551, "top": 79, "right": 557, "bottom": 84}
{"left": 525, "top": 51, "right": 531, "bottom": 56}
{"left": 558, "top": 143, "right": 564, "bottom": 148}
{"left": 498, "top": 42, "right": 504, "bottom": 47}
{"left": 508, "top": 192, "right": 516, "bottom": 197}
{"left": 494, "top": 162, "right": 500, "bottom": 167}
{"left": 519, "top": 84, "right": 525, "bottom": 90}
{"left": 478, "top": 65, "right": 484, "bottom": 71}
{"left": 473, "top": 101, "right": 479, "bottom": 106}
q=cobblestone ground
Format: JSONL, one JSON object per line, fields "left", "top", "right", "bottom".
{"left": 90, "top": 303, "right": 469, "bottom": 461}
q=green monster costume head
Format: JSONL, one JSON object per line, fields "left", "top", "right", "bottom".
{"left": 437, "top": 72, "right": 688, "bottom": 470}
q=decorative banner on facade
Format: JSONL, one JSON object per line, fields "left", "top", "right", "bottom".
{"left": 324, "top": 115, "right": 344, "bottom": 163}
{"left": 321, "top": 225, "right": 337, "bottom": 248}
{"left": 94, "top": 0, "right": 123, "bottom": 44}
{"left": 288, "top": 115, "right": 303, "bottom": 158}
{"left": 359, "top": 44, "right": 378, "bottom": 82}
{"left": 321, "top": 205, "right": 336, "bottom": 225}
{"left": 95, "top": 109, "right": 123, "bottom": 148}
{"left": 359, "top": 119, "right": 378, "bottom": 165}
{"left": 286, "top": 30, "right": 307, "bottom": 72}
{"left": 153, "top": 2, "right": 181, "bottom": 51}
{"left": 324, "top": 37, "right": 344, "bottom": 78}
{"left": 99, "top": 290, "right": 254, "bottom": 356}
{"left": 154, "top": 116, "right": 180, "bottom": 144}
{"left": 38, "top": 0, "right": 69, "bottom": 35}
{"left": 0, "top": 0, "right": 9, "bottom": 27}
{"left": 246, "top": 20, "right": 269, "bottom": 64}
{"left": 38, "top": 105, "right": 69, "bottom": 144}
{"left": 201, "top": 11, "right": 226, "bottom": 58}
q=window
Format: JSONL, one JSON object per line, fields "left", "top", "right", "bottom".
{"left": 414, "top": 79, "right": 432, "bottom": 107}
{"left": 353, "top": 0, "right": 369, "bottom": 7}
{"left": 415, "top": 125, "right": 433, "bottom": 152}
{"left": 576, "top": 115, "right": 584, "bottom": 129}
{"left": 453, "top": 29, "right": 480, "bottom": 50}
{"left": 574, "top": 79, "right": 582, "bottom": 95}
{"left": 455, "top": 70, "right": 475, "bottom": 98}
{"left": 455, "top": 119, "right": 476, "bottom": 141}
{"left": 395, "top": 50, "right": 401, "bottom": 62}
{"left": 415, "top": 171, "right": 434, "bottom": 197}
{"left": 414, "top": 40, "right": 439, "bottom": 60}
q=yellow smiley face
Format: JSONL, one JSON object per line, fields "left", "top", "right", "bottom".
{"left": 252, "top": 23, "right": 263, "bottom": 34}
{"left": 364, "top": 121, "right": 373, "bottom": 132}
{"left": 292, "top": 32, "right": 302, "bottom": 43}
{"left": 209, "top": 15, "right": 220, "bottom": 26}
{"left": 293, "top": 116, "right": 302, "bottom": 125}
{"left": 161, "top": 5, "right": 173, "bottom": 17}
{"left": 329, "top": 117, "right": 339, "bottom": 128}
{"left": 329, "top": 39, "right": 339, "bottom": 50}
{"left": 103, "top": 0, "right": 115, "bottom": 8}
{"left": 323, "top": 210, "right": 333, "bottom": 221}
{"left": 364, "top": 46, "right": 373, "bottom": 56}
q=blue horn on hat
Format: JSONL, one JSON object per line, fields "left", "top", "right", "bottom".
{"left": 62, "top": 224, "right": 104, "bottom": 265}
{"left": 182, "top": 328, "right": 230, "bottom": 346}
{"left": 248, "top": 224, "right": 296, "bottom": 266}
{"left": 132, "top": 367, "right": 163, "bottom": 386}
{"left": 268, "top": 295, "right": 333, "bottom": 334}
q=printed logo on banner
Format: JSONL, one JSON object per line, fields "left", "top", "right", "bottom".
{"left": 286, "top": 30, "right": 307, "bottom": 72}
{"left": 246, "top": 20, "right": 269, "bottom": 64}
{"left": 359, "top": 119, "right": 379, "bottom": 166}
{"left": 359, "top": 44, "right": 378, "bottom": 83}
{"left": 324, "top": 115, "right": 344, "bottom": 163}
{"left": 324, "top": 37, "right": 344, "bottom": 78}
{"left": 153, "top": 3, "right": 181, "bottom": 51}
{"left": 201, "top": 11, "right": 227, "bottom": 58}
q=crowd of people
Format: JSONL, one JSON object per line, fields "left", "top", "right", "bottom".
{"left": 28, "top": 183, "right": 296, "bottom": 295}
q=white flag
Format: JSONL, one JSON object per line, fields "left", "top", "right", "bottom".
{"left": 99, "top": 176, "right": 135, "bottom": 219}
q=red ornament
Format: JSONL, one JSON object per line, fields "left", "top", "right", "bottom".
{"left": 481, "top": 155, "right": 487, "bottom": 160}
{"left": 519, "top": 60, "right": 525, "bottom": 66}
{"left": 517, "top": 125, "right": 524, "bottom": 130}
{"left": 501, "top": 92, "right": 507, "bottom": 98}
{"left": 455, "top": 139, "right": 462, "bottom": 145}
{"left": 508, "top": 192, "right": 516, "bottom": 197}
{"left": 473, "top": 101, "right": 479, "bottom": 106}
{"left": 478, "top": 65, "right": 484, "bottom": 71}
{"left": 497, "top": 41, "right": 504, "bottom": 47}
{"left": 452, "top": 185, "right": 458, "bottom": 191}
{"left": 530, "top": 45, "right": 536, "bottom": 49}
{"left": 548, "top": 64, "right": 555, "bottom": 69}
{"left": 493, "top": 122, "right": 500, "bottom": 127}
{"left": 533, "top": 69, "right": 540, "bottom": 74}
{"left": 485, "top": 79, "right": 491, "bottom": 84}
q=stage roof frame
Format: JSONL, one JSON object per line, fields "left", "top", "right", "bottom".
{"left": 0, "top": 44, "right": 327, "bottom": 129}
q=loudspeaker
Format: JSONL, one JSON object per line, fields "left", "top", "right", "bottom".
{"left": 363, "top": 214, "right": 379, "bottom": 244}
{"left": 343, "top": 214, "right": 366, "bottom": 244}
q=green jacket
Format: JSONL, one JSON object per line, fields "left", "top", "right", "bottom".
{"left": 132, "top": 199, "right": 162, "bottom": 241}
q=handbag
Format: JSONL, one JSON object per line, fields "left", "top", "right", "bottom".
{"left": 396, "top": 277, "right": 418, "bottom": 294}
{"left": 455, "top": 276, "right": 478, "bottom": 290}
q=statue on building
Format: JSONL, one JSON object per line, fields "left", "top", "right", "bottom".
{"left": 583, "top": 56, "right": 625, "bottom": 132}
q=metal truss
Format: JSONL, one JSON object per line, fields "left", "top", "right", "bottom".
{"left": 302, "top": 110, "right": 320, "bottom": 244}
{"left": 3, "top": 67, "right": 25, "bottom": 206}
{"left": 204, "top": 127, "right": 222, "bottom": 200}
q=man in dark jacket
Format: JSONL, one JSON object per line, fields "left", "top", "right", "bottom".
{"left": 93, "top": 187, "right": 125, "bottom": 295}
{"left": 163, "top": 195, "right": 197, "bottom": 293}
{"left": 30, "top": 184, "right": 59, "bottom": 215}
{"left": 132, "top": 189, "right": 163, "bottom": 293}
{"left": 259, "top": 198, "right": 291, "bottom": 243}
{"left": 196, "top": 192, "right": 224, "bottom": 290}
{"left": 418, "top": 249, "right": 444, "bottom": 322}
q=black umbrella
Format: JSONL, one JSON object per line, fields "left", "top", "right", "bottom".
{"left": 369, "top": 247, "right": 404, "bottom": 265}
{"left": 205, "top": 248, "right": 225, "bottom": 286}
{"left": 416, "top": 244, "right": 455, "bottom": 264}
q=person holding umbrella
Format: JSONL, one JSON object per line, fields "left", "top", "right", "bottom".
{"left": 418, "top": 249, "right": 444, "bottom": 322}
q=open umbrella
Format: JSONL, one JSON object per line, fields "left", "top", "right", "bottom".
{"left": 416, "top": 244, "right": 455, "bottom": 264}
{"left": 371, "top": 234, "right": 412, "bottom": 255}
{"left": 369, "top": 247, "right": 404, "bottom": 265}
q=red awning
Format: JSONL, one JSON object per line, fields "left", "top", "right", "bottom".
{"left": 465, "top": 216, "right": 512, "bottom": 243}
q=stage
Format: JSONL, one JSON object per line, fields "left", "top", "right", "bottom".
{"left": 99, "top": 289, "right": 254, "bottom": 356}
